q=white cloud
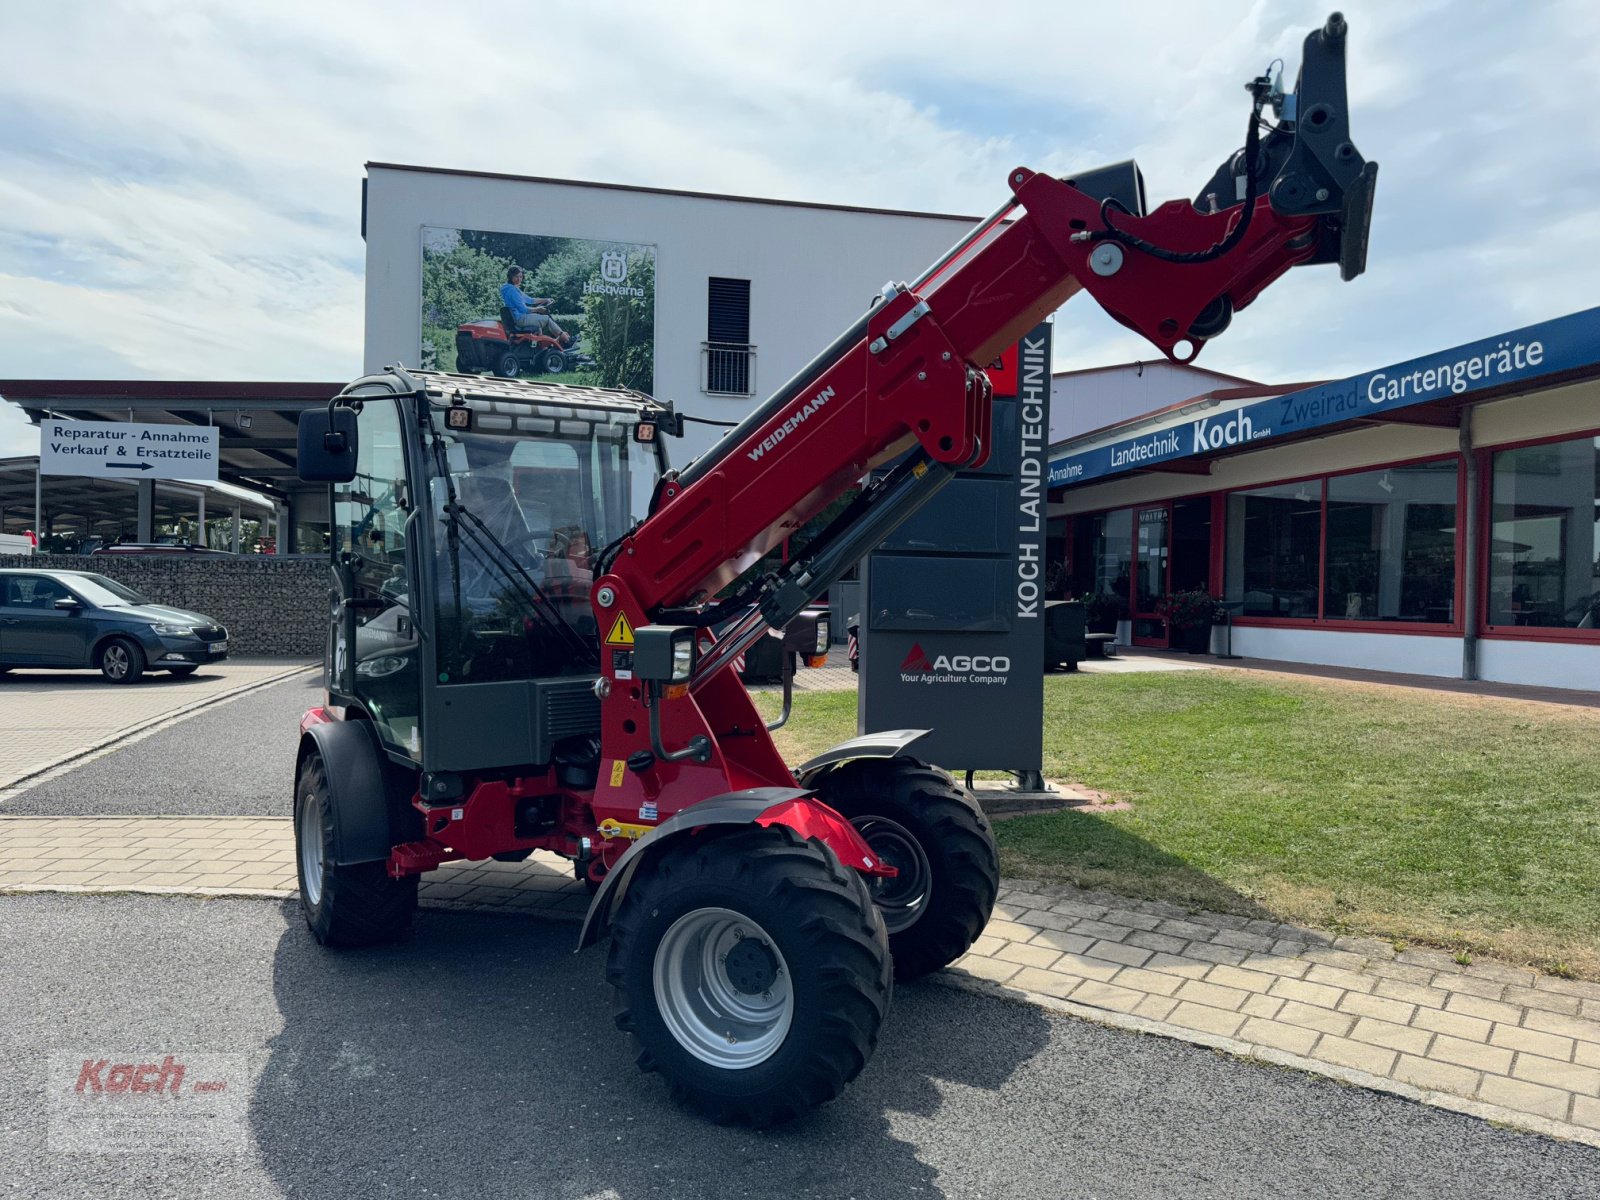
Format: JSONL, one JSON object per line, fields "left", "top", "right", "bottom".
{"left": 0, "top": 0, "right": 1596, "bottom": 456}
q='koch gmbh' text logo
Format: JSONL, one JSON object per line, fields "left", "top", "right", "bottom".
{"left": 600, "top": 250, "right": 629, "bottom": 284}
{"left": 898, "top": 643, "right": 1010, "bottom": 686}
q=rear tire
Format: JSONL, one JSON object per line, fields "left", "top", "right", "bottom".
{"left": 814, "top": 757, "right": 999, "bottom": 980}
{"left": 494, "top": 350, "right": 522, "bottom": 378}
{"left": 294, "top": 751, "right": 417, "bottom": 946}
{"left": 607, "top": 825, "right": 891, "bottom": 1126}
{"left": 99, "top": 638, "right": 145, "bottom": 684}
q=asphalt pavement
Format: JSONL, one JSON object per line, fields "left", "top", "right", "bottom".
{"left": 2, "top": 893, "right": 1595, "bottom": 1200}
{"left": 1, "top": 670, "right": 320, "bottom": 816}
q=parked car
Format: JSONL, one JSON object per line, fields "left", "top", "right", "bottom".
{"left": 0, "top": 569, "right": 229, "bottom": 683}
{"left": 91, "top": 541, "right": 233, "bottom": 558}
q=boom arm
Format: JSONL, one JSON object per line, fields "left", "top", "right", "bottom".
{"left": 588, "top": 14, "right": 1375, "bottom": 814}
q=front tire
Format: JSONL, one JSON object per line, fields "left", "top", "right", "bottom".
{"left": 607, "top": 825, "right": 891, "bottom": 1126}
{"left": 294, "top": 751, "right": 417, "bottom": 946}
{"left": 99, "top": 638, "right": 145, "bottom": 684}
{"left": 814, "top": 758, "right": 999, "bottom": 980}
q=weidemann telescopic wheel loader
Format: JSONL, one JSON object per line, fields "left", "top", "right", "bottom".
{"left": 293, "top": 14, "right": 1375, "bottom": 1125}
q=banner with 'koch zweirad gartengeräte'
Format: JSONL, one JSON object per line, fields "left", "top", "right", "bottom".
{"left": 1049, "top": 306, "right": 1600, "bottom": 487}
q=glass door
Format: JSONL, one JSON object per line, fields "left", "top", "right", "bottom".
{"left": 1132, "top": 504, "right": 1171, "bottom": 647}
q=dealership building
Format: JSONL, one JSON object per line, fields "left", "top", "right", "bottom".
{"left": 1047, "top": 306, "right": 1600, "bottom": 692}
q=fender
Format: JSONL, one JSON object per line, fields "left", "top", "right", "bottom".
{"left": 296, "top": 712, "right": 415, "bottom": 866}
{"left": 793, "top": 728, "right": 930, "bottom": 789}
{"left": 577, "top": 787, "right": 892, "bottom": 950}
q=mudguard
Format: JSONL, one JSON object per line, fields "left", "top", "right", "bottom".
{"left": 793, "top": 728, "right": 930, "bottom": 789}
{"left": 576, "top": 787, "right": 886, "bottom": 950}
{"left": 296, "top": 715, "right": 405, "bottom": 866}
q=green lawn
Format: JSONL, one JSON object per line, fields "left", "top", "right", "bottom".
{"left": 758, "top": 672, "right": 1600, "bottom": 976}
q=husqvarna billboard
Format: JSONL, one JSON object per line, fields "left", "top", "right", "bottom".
{"left": 420, "top": 225, "right": 656, "bottom": 392}
{"left": 858, "top": 321, "right": 1051, "bottom": 770}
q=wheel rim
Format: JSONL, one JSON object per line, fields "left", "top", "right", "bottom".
{"left": 298, "top": 791, "right": 325, "bottom": 908}
{"left": 103, "top": 645, "right": 128, "bottom": 679}
{"left": 652, "top": 907, "right": 792, "bottom": 1070}
{"left": 852, "top": 816, "right": 932, "bottom": 934}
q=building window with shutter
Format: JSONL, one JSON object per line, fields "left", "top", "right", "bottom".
{"left": 702, "top": 277, "right": 755, "bottom": 396}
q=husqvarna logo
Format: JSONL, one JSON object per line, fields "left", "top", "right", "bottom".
{"left": 899, "top": 642, "right": 1010, "bottom": 686}
{"left": 600, "top": 250, "right": 628, "bottom": 284}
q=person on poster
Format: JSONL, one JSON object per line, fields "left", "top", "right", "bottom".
{"left": 500, "top": 267, "right": 571, "bottom": 345}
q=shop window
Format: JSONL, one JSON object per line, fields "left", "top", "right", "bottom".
{"left": 1224, "top": 483, "right": 1321, "bottom": 618}
{"left": 1324, "top": 461, "right": 1457, "bottom": 623}
{"left": 1487, "top": 435, "right": 1600, "bottom": 630}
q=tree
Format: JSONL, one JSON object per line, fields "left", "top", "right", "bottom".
{"left": 579, "top": 253, "right": 655, "bottom": 392}
{"left": 421, "top": 242, "right": 510, "bottom": 370}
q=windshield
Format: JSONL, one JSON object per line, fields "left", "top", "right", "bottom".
{"left": 427, "top": 402, "right": 661, "bottom": 685}
{"left": 68, "top": 574, "right": 148, "bottom": 607}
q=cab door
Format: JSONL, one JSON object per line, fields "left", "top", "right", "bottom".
{"left": 329, "top": 398, "right": 422, "bottom": 760}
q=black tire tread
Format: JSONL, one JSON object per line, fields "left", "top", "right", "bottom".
{"left": 605, "top": 824, "right": 891, "bottom": 1127}
{"left": 817, "top": 757, "right": 999, "bottom": 980}
{"left": 297, "top": 754, "right": 416, "bottom": 947}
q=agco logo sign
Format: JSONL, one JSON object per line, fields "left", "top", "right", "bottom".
{"left": 899, "top": 643, "right": 1010, "bottom": 686}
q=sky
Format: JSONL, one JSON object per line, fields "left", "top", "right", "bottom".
{"left": 1, "top": 0, "right": 1597, "bottom": 458}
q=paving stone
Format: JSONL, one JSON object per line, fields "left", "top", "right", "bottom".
{"left": 1427, "top": 1034, "right": 1513, "bottom": 1076}
{"left": 1297, "top": 946, "right": 1370, "bottom": 972}
{"left": 1576, "top": 1043, "right": 1600, "bottom": 1070}
{"left": 1187, "top": 912, "right": 1251, "bottom": 932}
{"left": 1477, "top": 1075, "right": 1572, "bottom": 1121}
{"left": 1501, "top": 985, "right": 1583, "bottom": 1017}
{"left": 1338, "top": 991, "right": 1417, "bottom": 1026}
{"left": 1015, "top": 908, "right": 1081, "bottom": 932}
{"left": 1002, "top": 891, "right": 1058, "bottom": 910}
{"left": 1240, "top": 993, "right": 1285, "bottom": 1020}
{"left": 1071, "top": 980, "right": 1147, "bottom": 1015}
{"left": 1154, "top": 918, "right": 1218, "bottom": 942}
{"left": 967, "top": 934, "right": 1007, "bottom": 958}
{"left": 1066, "top": 918, "right": 1134, "bottom": 943}
{"left": 1334, "top": 935, "right": 1398, "bottom": 961}
{"left": 1046, "top": 952, "right": 1123, "bottom": 983}
{"left": 994, "top": 942, "right": 1064, "bottom": 970}
{"left": 1009, "top": 966, "right": 1079, "bottom": 999}
{"left": 1182, "top": 942, "right": 1249, "bottom": 967}
{"left": 1275, "top": 1001, "right": 1355, "bottom": 1038}
{"left": 1239, "top": 1017, "right": 1319, "bottom": 1056}
{"left": 1521, "top": 1009, "right": 1600, "bottom": 1044}
{"left": 1304, "top": 964, "right": 1377, "bottom": 994}
{"left": 1443, "top": 992, "right": 1525, "bottom": 1026}
{"left": 953, "top": 956, "right": 1021, "bottom": 984}
{"left": 1238, "top": 953, "right": 1313, "bottom": 980}
{"left": 1123, "top": 929, "right": 1190, "bottom": 956}
{"left": 1165, "top": 1002, "right": 1246, "bottom": 1039}
{"left": 1132, "top": 994, "right": 1179, "bottom": 1022}
{"left": 1412, "top": 1007, "right": 1492, "bottom": 1043}
{"left": 1431, "top": 973, "right": 1508, "bottom": 1001}
{"left": 1132, "top": 898, "right": 1190, "bottom": 920}
{"left": 1083, "top": 939, "right": 1153, "bottom": 969}
{"left": 1512, "top": 1054, "right": 1600, "bottom": 1097}
{"left": 1143, "top": 953, "right": 1212, "bottom": 980}
{"left": 1373, "top": 978, "right": 1447, "bottom": 1010}
{"left": 1268, "top": 977, "right": 1345, "bottom": 1010}
{"left": 1096, "top": 909, "right": 1163, "bottom": 932}
{"left": 1572, "top": 1095, "right": 1600, "bottom": 1131}
{"left": 1487, "top": 1023, "right": 1574, "bottom": 1063}
{"left": 1533, "top": 976, "right": 1600, "bottom": 1001}
{"left": 1313, "top": 1035, "right": 1398, "bottom": 1077}
{"left": 1026, "top": 928, "right": 1096, "bottom": 955}
{"left": 1392, "top": 1054, "right": 1481, "bottom": 1097}
{"left": 1464, "top": 960, "right": 1538, "bottom": 987}
{"left": 1174, "top": 979, "right": 1251, "bottom": 1012}
{"left": 1350, "top": 1016, "right": 1433, "bottom": 1057}
{"left": 1045, "top": 898, "right": 1109, "bottom": 920}
{"left": 1205, "top": 964, "right": 1278, "bottom": 994}
{"left": 1365, "top": 960, "right": 1441, "bottom": 987}
{"left": 1397, "top": 947, "right": 1464, "bottom": 972}
{"left": 1245, "top": 919, "right": 1288, "bottom": 938}
{"left": 1211, "top": 929, "right": 1277, "bottom": 953}
{"left": 982, "top": 920, "right": 1039, "bottom": 943}
{"left": 1110, "top": 967, "right": 1185, "bottom": 998}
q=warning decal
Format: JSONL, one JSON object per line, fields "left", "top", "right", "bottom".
{"left": 605, "top": 612, "right": 635, "bottom": 648}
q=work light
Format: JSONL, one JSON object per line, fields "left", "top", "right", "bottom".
{"left": 634, "top": 624, "right": 698, "bottom": 684}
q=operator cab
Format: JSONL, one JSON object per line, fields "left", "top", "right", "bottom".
{"left": 299, "top": 367, "right": 673, "bottom": 772}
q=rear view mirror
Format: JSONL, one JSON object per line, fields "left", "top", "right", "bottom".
{"left": 298, "top": 406, "right": 359, "bottom": 483}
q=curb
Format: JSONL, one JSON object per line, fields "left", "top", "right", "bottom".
{"left": 931, "top": 970, "right": 1600, "bottom": 1152}
{"left": 0, "top": 663, "right": 317, "bottom": 800}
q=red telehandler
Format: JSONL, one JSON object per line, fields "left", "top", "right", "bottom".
{"left": 293, "top": 14, "right": 1375, "bottom": 1124}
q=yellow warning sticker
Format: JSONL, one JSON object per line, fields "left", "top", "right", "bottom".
{"left": 609, "top": 759, "right": 626, "bottom": 787}
{"left": 605, "top": 612, "right": 635, "bottom": 647}
{"left": 598, "top": 819, "right": 651, "bottom": 841}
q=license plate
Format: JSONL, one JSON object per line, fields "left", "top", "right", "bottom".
{"left": 211, "top": 640, "right": 228, "bottom": 654}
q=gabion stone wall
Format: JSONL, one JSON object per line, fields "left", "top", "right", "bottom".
{"left": 0, "top": 554, "right": 328, "bottom": 657}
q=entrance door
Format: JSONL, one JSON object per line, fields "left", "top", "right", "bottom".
{"left": 1132, "top": 505, "right": 1170, "bottom": 647}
